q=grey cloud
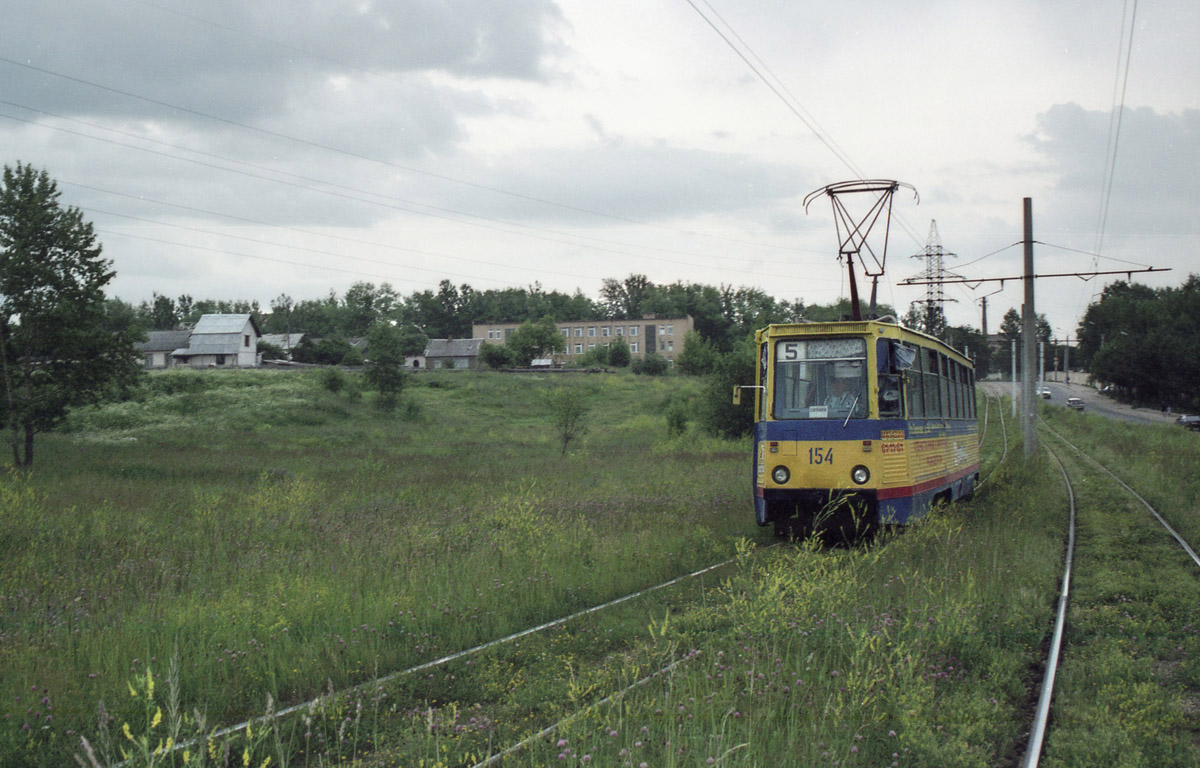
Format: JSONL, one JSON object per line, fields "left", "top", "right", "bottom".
{"left": 1027, "top": 102, "right": 1200, "bottom": 236}
{"left": 2, "top": 0, "right": 567, "bottom": 123}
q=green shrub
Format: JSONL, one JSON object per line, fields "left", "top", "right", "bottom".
{"left": 321, "top": 366, "right": 346, "bottom": 393}
{"left": 632, "top": 353, "right": 669, "bottom": 376}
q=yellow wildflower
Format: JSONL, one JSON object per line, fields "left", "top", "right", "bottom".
{"left": 151, "top": 707, "right": 163, "bottom": 729}
{"left": 259, "top": 758, "right": 271, "bottom": 768}
{"left": 183, "top": 749, "right": 191, "bottom": 765}
{"left": 243, "top": 747, "right": 250, "bottom": 767}
{"left": 122, "top": 723, "right": 133, "bottom": 741}
{"left": 146, "top": 669, "right": 155, "bottom": 701}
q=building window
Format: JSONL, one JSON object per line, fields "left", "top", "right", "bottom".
{"left": 587, "top": 327, "right": 596, "bottom": 337}
{"left": 560, "top": 328, "right": 569, "bottom": 337}
{"left": 574, "top": 344, "right": 583, "bottom": 354}
{"left": 588, "top": 343, "right": 596, "bottom": 350}
{"left": 630, "top": 342, "right": 639, "bottom": 353}
{"left": 602, "top": 326, "right": 611, "bottom": 337}
{"left": 667, "top": 340, "right": 674, "bottom": 351}
{"left": 667, "top": 325, "right": 674, "bottom": 335}
{"left": 244, "top": 334, "right": 250, "bottom": 347}
{"left": 574, "top": 327, "right": 583, "bottom": 337}
{"left": 629, "top": 326, "right": 638, "bottom": 336}
{"left": 216, "top": 355, "right": 226, "bottom": 365}
{"left": 615, "top": 326, "right": 624, "bottom": 336}
{"left": 659, "top": 325, "right": 665, "bottom": 335}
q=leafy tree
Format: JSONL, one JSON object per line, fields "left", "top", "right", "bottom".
{"left": 507, "top": 316, "right": 566, "bottom": 366}
{"left": 396, "top": 324, "right": 429, "bottom": 357}
{"left": 478, "top": 341, "right": 515, "bottom": 369}
{"left": 547, "top": 386, "right": 589, "bottom": 455}
{"left": 600, "top": 274, "right": 652, "bottom": 318}
{"left": 365, "top": 322, "right": 408, "bottom": 410}
{"left": 0, "top": 163, "right": 142, "bottom": 466}
{"left": 699, "top": 338, "right": 757, "bottom": 439}
{"left": 675, "top": 330, "right": 718, "bottom": 375}
{"left": 607, "top": 336, "right": 631, "bottom": 367}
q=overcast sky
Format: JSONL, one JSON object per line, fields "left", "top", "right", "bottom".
{"left": 3, "top": 0, "right": 1196, "bottom": 338}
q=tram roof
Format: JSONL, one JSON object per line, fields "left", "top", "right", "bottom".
{"left": 757, "top": 319, "right": 974, "bottom": 366}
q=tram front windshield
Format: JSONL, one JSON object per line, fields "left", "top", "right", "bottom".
{"left": 773, "top": 338, "right": 868, "bottom": 420}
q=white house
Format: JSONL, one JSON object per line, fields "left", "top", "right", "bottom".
{"left": 172, "top": 314, "right": 261, "bottom": 368}
{"left": 135, "top": 330, "right": 192, "bottom": 369}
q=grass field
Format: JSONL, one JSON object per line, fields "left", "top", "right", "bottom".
{"left": 3, "top": 373, "right": 1198, "bottom": 767}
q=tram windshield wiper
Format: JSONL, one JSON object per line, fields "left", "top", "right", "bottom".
{"left": 843, "top": 395, "right": 860, "bottom": 428}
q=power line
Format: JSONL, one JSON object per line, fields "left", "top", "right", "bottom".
{"left": 0, "top": 55, "right": 801, "bottom": 252}
{"left": 0, "top": 107, "right": 813, "bottom": 279}
{"left": 1, "top": 99, "right": 816, "bottom": 271}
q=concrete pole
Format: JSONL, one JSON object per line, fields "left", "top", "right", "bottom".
{"left": 1039, "top": 340, "right": 1045, "bottom": 386}
{"left": 1011, "top": 338, "right": 1017, "bottom": 419}
{"left": 1022, "top": 198, "right": 1037, "bottom": 458}
{"left": 1064, "top": 344, "right": 1070, "bottom": 384}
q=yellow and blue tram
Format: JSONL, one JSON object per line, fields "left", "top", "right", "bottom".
{"left": 747, "top": 319, "right": 979, "bottom": 537}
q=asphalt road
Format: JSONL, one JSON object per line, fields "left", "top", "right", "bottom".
{"left": 983, "top": 378, "right": 1184, "bottom": 428}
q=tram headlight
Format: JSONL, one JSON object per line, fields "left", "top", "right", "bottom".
{"left": 851, "top": 465, "right": 871, "bottom": 485}
{"left": 771, "top": 466, "right": 790, "bottom": 485}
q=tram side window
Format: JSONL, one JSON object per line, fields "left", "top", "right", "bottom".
{"left": 875, "top": 338, "right": 903, "bottom": 418}
{"left": 951, "top": 361, "right": 962, "bottom": 419}
{"left": 923, "top": 349, "right": 940, "bottom": 417}
{"left": 964, "top": 367, "right": 974, "bottom": 417}
{"left": 905, "top": 352, "right": 924, "bottom": 418}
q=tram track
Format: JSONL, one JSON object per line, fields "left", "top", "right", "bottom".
{"left": 1016, "top": 418, "right": 1200, "bottom": 766}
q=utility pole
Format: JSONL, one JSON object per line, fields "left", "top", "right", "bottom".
{"left": 1022, "top": 198, "right": 1037, "bottom": 459}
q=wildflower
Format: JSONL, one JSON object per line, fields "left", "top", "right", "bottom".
{"left": 151, "top": 707, "right": 163, "bottom": 729}
{"left": 122, "top": 723, "right": 133, "bottom": 741}
{"left": 243, "top": 747, "right": 251, "bottom": 767}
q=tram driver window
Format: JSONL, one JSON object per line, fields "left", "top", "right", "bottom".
{"left": 773, "top": 338, "right": 868, "bottom": 420}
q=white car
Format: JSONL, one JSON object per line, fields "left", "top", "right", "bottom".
{"left": 1067, "top": 397, "right": 1084, "bottom": 411}
{"left": 1038, "top": 387, "right": 1051, "bottom": 399}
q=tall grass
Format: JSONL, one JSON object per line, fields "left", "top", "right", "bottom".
{"left": 0, "top": 369, "right": 758, "bottom": 767}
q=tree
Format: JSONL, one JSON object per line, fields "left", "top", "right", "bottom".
{"left": 675, "top": 330, "right": 718, "bottom": 375}
{"left": 0, "top": 163, "right": 142, "bottom": 466}
{"left": 478, "top": 341, "right": 515, "bottom": 369}
{"left": 506, "top": 316, "right": 566, "bottom": 366}
{"left": 547, "top": 386, "right": 589, "bottom": 455}
{"left": 607, "top": 336, "right": 631, "bottom": 367}
{"left": 365, "top": 322, "right": 408, "bottom": 410}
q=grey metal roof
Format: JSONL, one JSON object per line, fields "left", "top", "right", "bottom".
{"left": 424, "top": 338, "right": 484, "bottom": 357}
{"left": 192, "top": 314, "right": 260, "bottom": 335}
{"left": 173, "top": 342, "right": 242, "bottom": 356}
{"left": 135, "top": 330, "right": 192, "bottom": 352}
{"left": 261, "top": 333, "right": 304, "bottom": 349}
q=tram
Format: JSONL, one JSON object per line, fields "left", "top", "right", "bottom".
{"left": 742, "top": 318, "right": 979, "bottom": 538}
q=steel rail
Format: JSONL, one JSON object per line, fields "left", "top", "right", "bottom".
{"left": 977, "top": 391, "right": 1009, "bottom": 490}
{"left": 109, "top": 544, "right": 777, "bottom": 766}
{"left": 1021, "top": 441, "right": 1076, "bottom": 768}
{"left": 1041, "top": 420, "right": 1200, "bottom": 568}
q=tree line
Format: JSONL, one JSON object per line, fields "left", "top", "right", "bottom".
{"left": 1075, "top": 277, "right": 1200, "bottom": 410}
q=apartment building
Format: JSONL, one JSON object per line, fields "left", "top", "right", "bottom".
{"left": 471, "top": 315, "right": 694, "bottom": 365}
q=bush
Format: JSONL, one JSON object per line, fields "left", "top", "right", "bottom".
{"left": 341, "top": 346, "right": 364, "bottom": 366}
{"left": 632, "top": 353, "right": 669, "bottom": 376}
{"left": 665, "top": 399, "right": 690, "bottom": 436}
{"left": 675, "top": 330, "right": 718, "bottom": 375}
{"left": 608, "top": 337, "right": 631, "bottom": 367}
{"left": 257, "top": 340, "right": 287, "bottom": 361}
{"left": 699, "top": 339, "right": 757, "bottom": 438}
{"left": 320, "top": 367, "right": 345, "bottom": 393}
{"left": 479, "top": 341, "right": 515, "bottom": 369}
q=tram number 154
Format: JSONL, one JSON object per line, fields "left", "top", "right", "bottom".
{"left": 808, "top": 447, "right": 833, "bottom": 465}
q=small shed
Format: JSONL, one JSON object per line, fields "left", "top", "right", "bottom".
{"left": 260, "top": 333, "right": 305, "bottom": 358}
{"left": 135, "top": 330, "right": 192, "bottom": 369}
{"left": 173, "top": 314, "right": 261, "bottom": 368}
{"left": 424, "top": 338, "right": 483, "bottom": 370}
